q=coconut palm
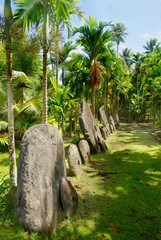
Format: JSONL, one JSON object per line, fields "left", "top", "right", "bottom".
{"left": 4, "top": 0, "right": 17, "bottom": 186}
{"left": 112, "top": 22, "right": 127, "bottom": 55}
{"left": 143, "top": 38, "right": 160, "bottom": 54}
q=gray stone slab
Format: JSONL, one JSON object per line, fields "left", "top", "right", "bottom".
{"left": 109, "top": 116, "right": 116, "bottom": 133}
{"left": 17, "top": 124, "right": 66, "bottom": 234}
{"left": 99, "top": 108, "right": 110, "bottom": 139}
{"left": 79, "top": 100, "right": 107, "bottom": 153}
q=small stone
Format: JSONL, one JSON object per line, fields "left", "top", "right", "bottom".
{"left": 78, "top": 140, "right": 90, "bottom": 164}
{"left": 67, "top": 144, "right": 82, "bottom": 176}
{"left": 60, "top": 177, "right": 78, "bottom": 218}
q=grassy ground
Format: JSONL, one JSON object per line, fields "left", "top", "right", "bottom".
{"left": 0, "top": 124, "right": 161, "bottom": 240}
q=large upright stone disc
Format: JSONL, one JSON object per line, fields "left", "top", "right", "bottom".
{"left": 79, "top": 100, "right": 107, "bottom": 153}
{"left": 16, "top": 124, "right": 66, "bottom": 234}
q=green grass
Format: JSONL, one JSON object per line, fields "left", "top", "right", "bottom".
{"left": 0, "top": 124, "right": 161, "bottom": 240}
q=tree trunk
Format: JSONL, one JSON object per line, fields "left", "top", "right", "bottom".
{"left": 62, "top": 115, "right": 64, "bottom": 136}
{"left": 110, "top": 94, "right": 113, "bottom": 116}
{"left": 104, "top": 81, "right": 107, "bottom": 114}
{"left": 50, "top": 47, "right": 54, "bottom": 75}
{"left": 129, "top": 101, "right": 131, "bottom": 122}
{"left": 69, "top": 111, "right": 72, "bottom": 137}
{"left": 92, "top": 86, "right": 96, "bottom": 117}
{"left": 4, "top": 0, "right": 17, "bottom": 186}
{"left": 62, "top": 67, "right": 64, "bottom": 85}
{"left": 117, "top": 42, "right": 119, "bottom": 56}
{"left": 153, "top": 97, "right": 156, "bottom": 123}
{"left": 55, "top": 23, "right": 59, "bottom": 87}
{"left": 42, "top": 0, "right": 49, "bottom": 124}
{"left": 115, "top": 92, "right": 119, "bottom": 124}
{"left": 96, "top": 88, "right": 99, "bottom": 119}
{"left": 69, "top": 118, "right": 72, "bottom": 137}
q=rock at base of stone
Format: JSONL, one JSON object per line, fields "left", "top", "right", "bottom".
{"left": 78, "top": 140, "right": 90, "bottom": 164}
{"left": 79, "top": 100, "right": 107, "bottom": 153}
{"left": 67, "top": 144, "right": 82, "bottom": 176}
{"left": 17, "top": 124, "right": 66, "bottom": 234}
{"left": 60, "top": 177, "right": 78, "bottom": 218}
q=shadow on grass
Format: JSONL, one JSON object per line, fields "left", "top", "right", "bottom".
{"left": 0, "top": 127, "right": 160, "bottom": 240}
{"left": 55, "top": 146, "right": 161, "bottom": 240}
{"left": 115, "top": 131, "right": 160, "bottom": 148}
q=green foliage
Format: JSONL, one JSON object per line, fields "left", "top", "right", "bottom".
{"left": 0, "top": 137, "right": 8, "bottom": 146}
{"left": 0, "top": 176, "right": 12, "bottom": 221}
{"left": 0, "top": 43, "right": 6, "bottom": 77}
{"left": 12, "top": 34, "right": 42, "bottom": 78}
{"left": 70, "top": 134, "right": 80, "bottom": 145}
{"left": 0, "top": 121, "right": 8, "bottom": 131}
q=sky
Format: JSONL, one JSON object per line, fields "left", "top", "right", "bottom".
{"left": 0, "top": 0, "right": 161, "bottom": 53}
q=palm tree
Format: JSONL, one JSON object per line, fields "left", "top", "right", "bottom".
{"left": 122, "top": 48, "right": 133, "bottom": 66}
{"left": 49, "top": 1, "right": 83, "bottom": 86}
{"left": 4, "top": 0, "right": 17, "bottom": 186}
{"left": 73, "top": 16, "right": 111, "bottom": 116}
{"left": 49, "top": 40, "right": 76, "bottom": 85}
{"left": 143, "top": 38, "right": 160, "bottom": 54}
{"left": 112, "top": 22, "right": 127, "bottom": 56}
{"left": 48, "top": 85, "right": 77, "bottom": 136}
{"left": 13, "top": 0, "right": 79, "bottom": 124}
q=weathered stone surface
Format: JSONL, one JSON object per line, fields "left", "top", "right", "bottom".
{"left": 60, "top": 177, "right": 78, "bottom": 218}
{"left": 79, "top": 100, "right": 107, "bottom": 153}
{"left": 99, "top": 108, "right": 110, "bottom": 139}
{"left": 100, "top": 127, "right": 108, "bottom": 140}
{"left": 109, "top": 116, "right": 116, "bottom": 133}
{"left": 67, "top": 144, "right": 82, "bottom": 176}
{"left": 78, "top": 140, "right": 90, "bottom": 164}
{"left": 17, "top": 124, "right": 66, "bottom": 234}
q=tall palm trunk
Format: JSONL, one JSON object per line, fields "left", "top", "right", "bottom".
{"left": 50, "top": 47, "right": 54, "bottom": 74}
{"left": 55, "top": 23, "right": 59, "bottom": 87}
{"left": 4, "top": 0, "right": 17, "bottom": 186}
{"left": 117, "top": 42, "right": 119, "bottom": 56}
{"left": 62, "top": 115, "right": 64, "bottom": 136}
{"left": 92, "top": 86, "right": 96, "bottom": 117}
{"left": 115, "top": 92, "right": 119, "bottom": 124}
{"left": 110, "top": 93, "right": 113, "bottom": 116}
{"left": 42, "top": 0, "right": 49, "bottom": 124}
{"left": 104, "top": 81, "right": 107, "bottom": 114}
{"left": 96, "top": 88, "right": 99, "bottom": 119}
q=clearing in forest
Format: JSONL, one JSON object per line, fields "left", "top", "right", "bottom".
{"left": 0, "top": 123, "right": 161, "bottom": 240}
